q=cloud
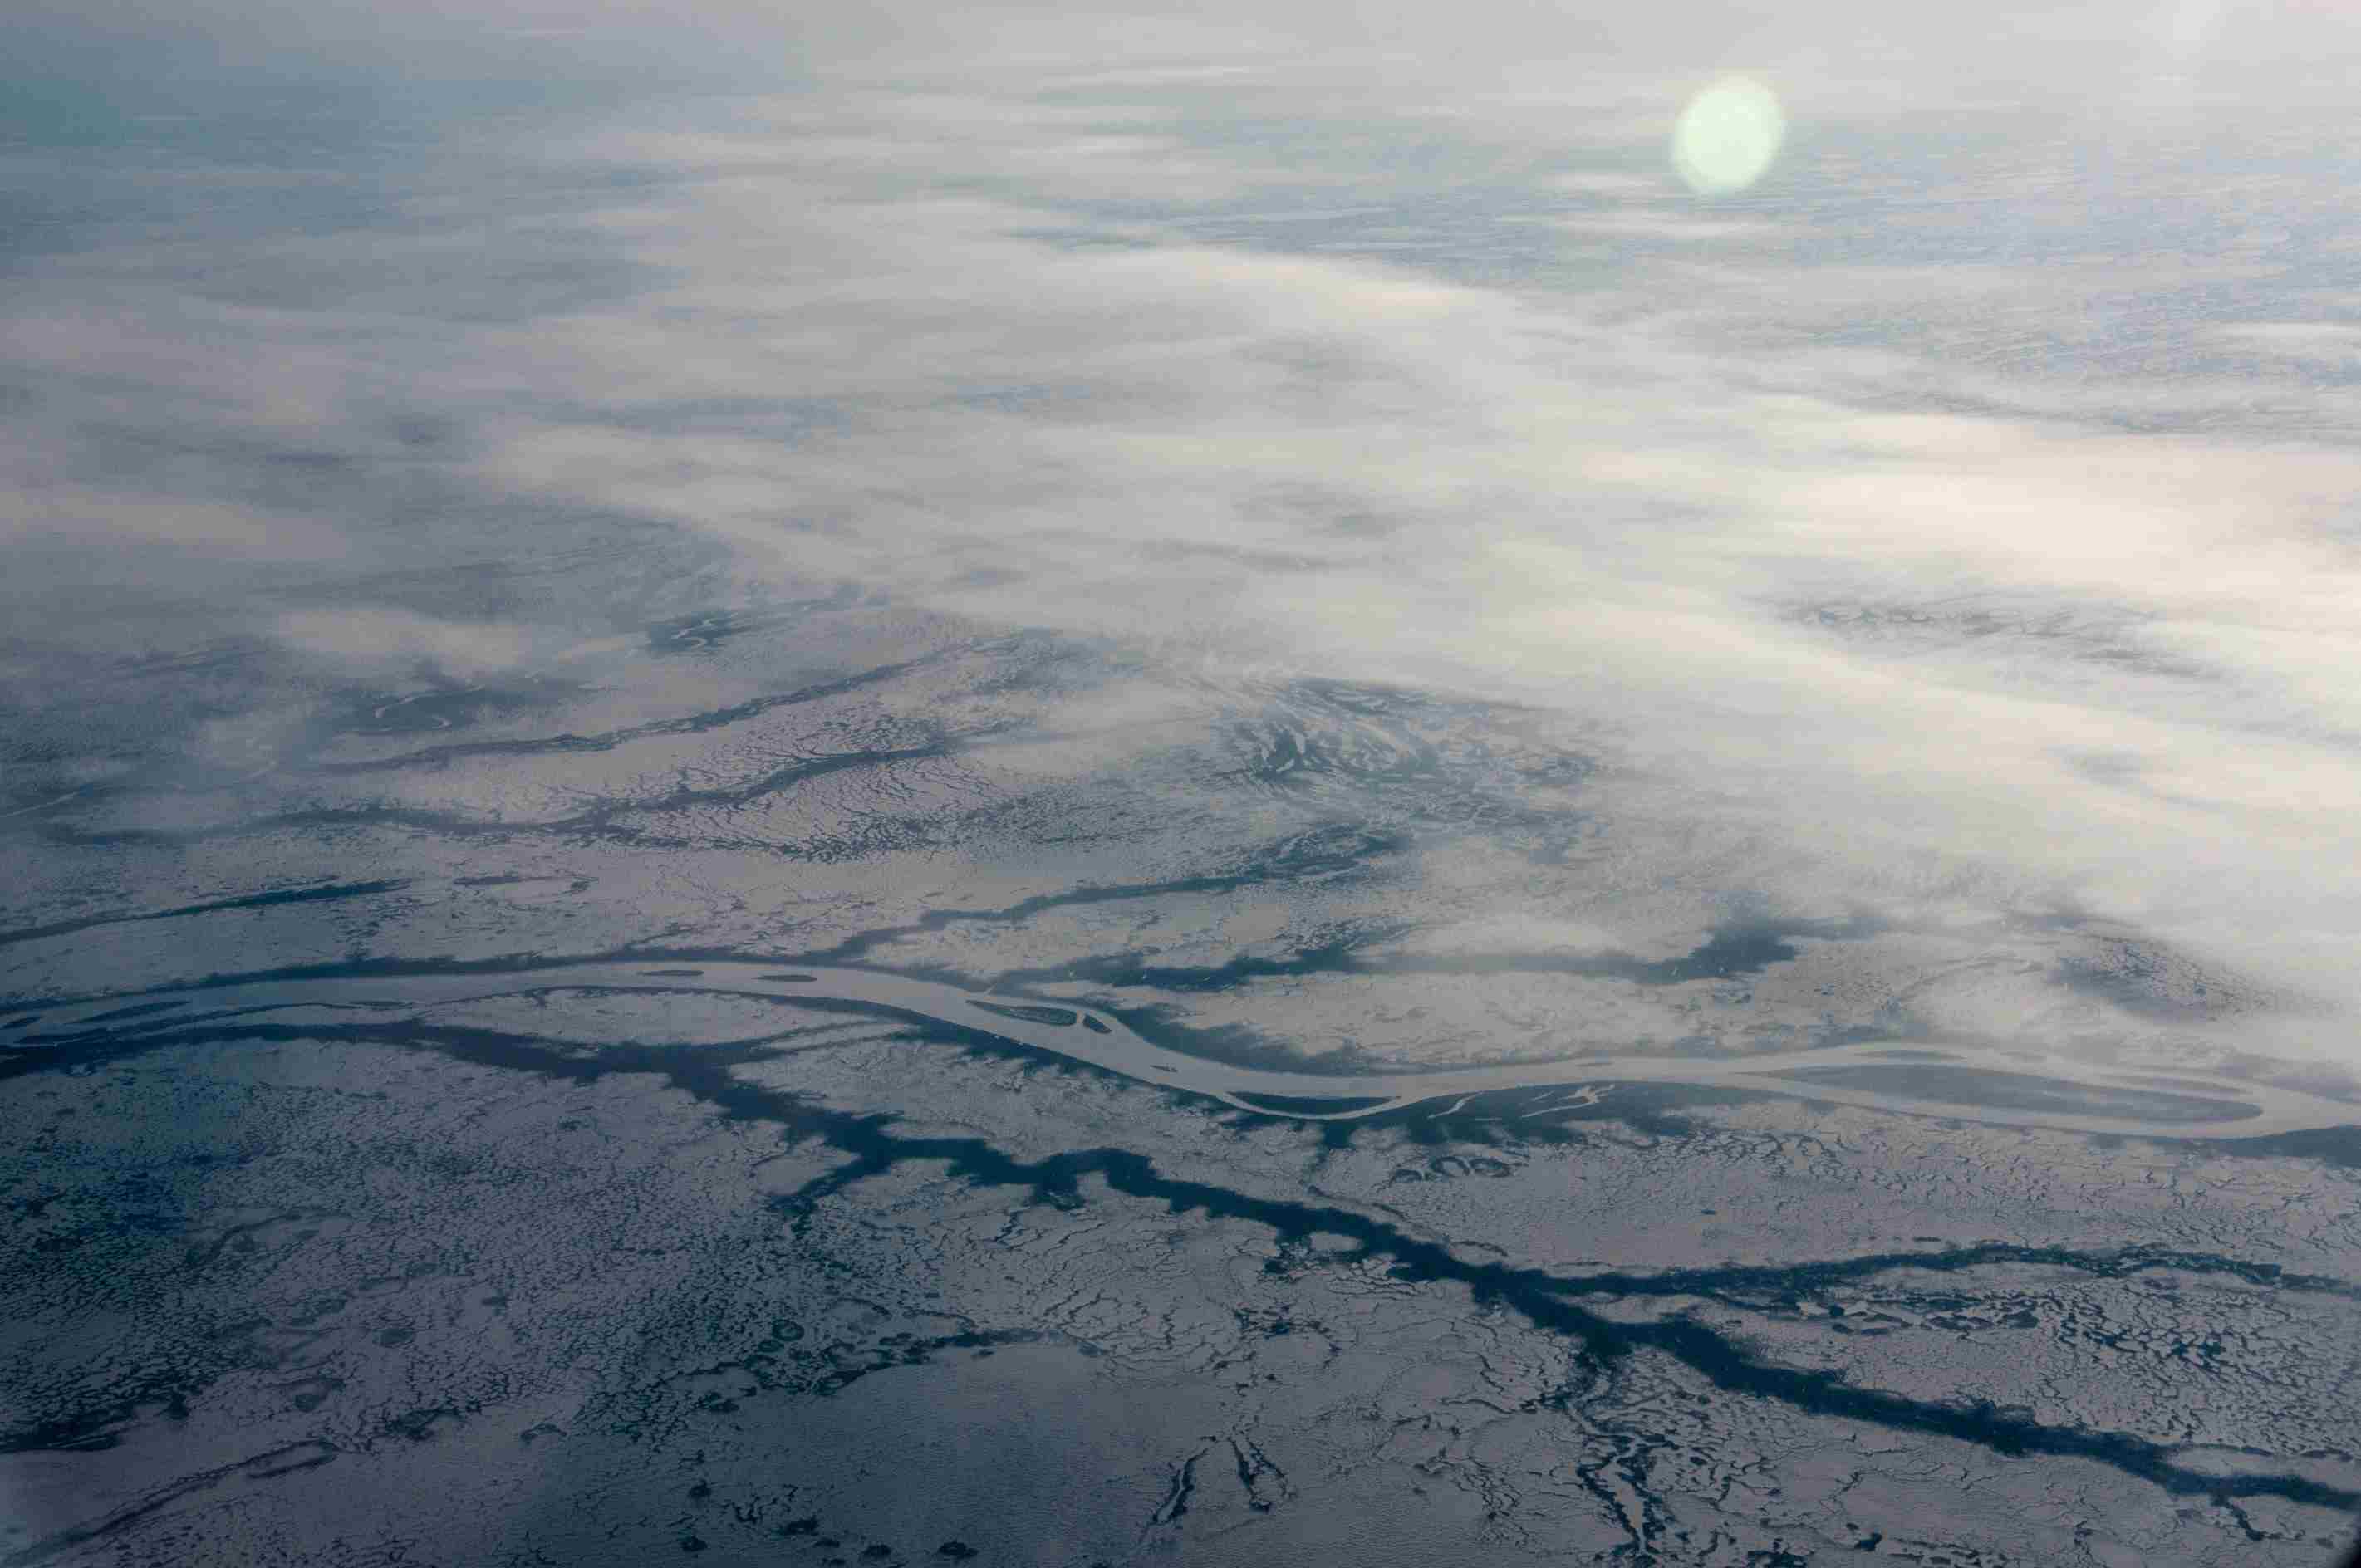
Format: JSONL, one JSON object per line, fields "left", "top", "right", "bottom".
{"left": 272, "top": 610, "right": 542, "bottom": 677}
{"left": 16, "top": 0, "right": 2361, "bottom": 110}
{"left": 7, "top": 31, "right": 2361, "bottom": 1051}
{"left": 2213, "top": 321, "right": 2361, "bottom": 362}
{"left": 451, "top": 84, "right": 2361, "bottom": 1022}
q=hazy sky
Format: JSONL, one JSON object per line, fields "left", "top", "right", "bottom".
{"left": 7, "top": 2, "right": 2361, "bottom": 1044}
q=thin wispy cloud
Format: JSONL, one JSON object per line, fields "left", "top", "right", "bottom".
{"left": 6, "top": 9, "right": 2361, "bottom": 1050}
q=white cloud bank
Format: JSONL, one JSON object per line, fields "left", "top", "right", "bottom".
{"left": 7, "top": 21, "right": 2361, "bottom": 1045}
{"left": 467, "top": 81, "right": 2361, "bottom": 1022}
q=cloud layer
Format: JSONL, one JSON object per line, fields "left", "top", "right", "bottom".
{"left": 7, "top": 18, "right": 2361, "bottom": 1043}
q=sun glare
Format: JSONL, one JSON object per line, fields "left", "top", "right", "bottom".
{"left": 1672, "top": 76, "right": 1786, "bottom": 195}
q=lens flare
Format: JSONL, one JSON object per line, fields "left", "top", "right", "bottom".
{"left": 1672, "top": 76, "right": 1786, "bottom": 195}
